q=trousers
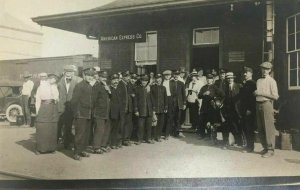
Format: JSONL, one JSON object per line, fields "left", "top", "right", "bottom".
{"left": 256, "top": 101, "right": 275, "bottom": 150}
{"left": 137, "top": 116, "right": 152, "bottom": 142}
{"left": 74, "top": 118, "right": 91, "bottom": 154}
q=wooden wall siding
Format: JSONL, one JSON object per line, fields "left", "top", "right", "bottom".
{"left": 158, "top": 28, "right": 189, "bottom": 72}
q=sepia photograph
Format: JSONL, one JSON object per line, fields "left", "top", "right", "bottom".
{"left": 0, "top": 0, "right": 300, "bottom": 189}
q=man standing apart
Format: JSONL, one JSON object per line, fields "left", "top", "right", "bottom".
{"left": 239, "top": 67, "right": 257, "bottom": 153}
{"left": 57, "top": 65, "right": 77, "bottom": 149}
{"left": 71, "top": 69, "right": 95, "bottom": 160}
{"left": 21, "top": 71, "right": 34, "bottom": 126}
{"left": 255, "top": 62, "right": 279, "bottom": 158}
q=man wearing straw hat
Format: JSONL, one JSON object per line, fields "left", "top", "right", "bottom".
{"left": 21, "top": 71, "right": 34, "bottom": 126}
{"left": 255, "top": 62, "right": 279, "bottom": 158}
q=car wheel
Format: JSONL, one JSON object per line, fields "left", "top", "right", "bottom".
{"left": 6, "top": 104, "right": 23, "bottom": 123}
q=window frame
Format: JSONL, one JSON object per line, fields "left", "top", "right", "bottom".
{"left": 287, "top": 13, "right": 300, "bottom": 90}
{"left": 135, "top": 31, "right": 157, "bottom": 66}
{"left": 192, "top": 27, "right": 220, "bottom": 46}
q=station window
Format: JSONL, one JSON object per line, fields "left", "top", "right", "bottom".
{"left": 135, "top": 31, "right": 157, "bottom": 66}
{"left": 287, "top": 13, "right": 300, "bottom": 90}
{"left": 193, "top": 27, "right": 219, "bottom": 46}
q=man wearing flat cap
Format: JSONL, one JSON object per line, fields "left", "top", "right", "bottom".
{"left": 254, "top": 62, "right": 279, "bottom": 158}
{"left": 215, "top": 68, "right": 227, "bottom": 94}
{"left": 117, "top": 71, "right": 134, "bottom": 146}
{"left": 57, "top": 65, "right": 78, "bottom": 149}
{"left": 198, "top": 74, "right": 225, "bottom": 139}
{"left": 91, "top": 71, "right": 112, "bottom": 154}
{"left": 71, "top": 69, "right": 96, "bottom": 160}
{"left": 151, "top": 74, "right": 168, "bottom": 142}
{"left": 21, "top": 71, "right": 34, "bottom": 126}
{"left": 109, "top": 74, "right": 123, "bottom": 149}
{"left": 134, "top": 75, "right": 155, "bottom": 144}
{"left": 239, "top": 66, "right": 257, "bottom": 153}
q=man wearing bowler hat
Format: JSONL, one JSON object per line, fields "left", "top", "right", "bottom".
{"left": 57, "top": 65, "right": 78, "bottom": 149}
{"left": 21, "top": 71, "right": 34, "bottom": 126}
{"left": 239, "top": 67, "right": 257, "bottom": 153}
{"left": 255, "top": 62, "right": 279, "bottom": 158}
{"left": 71, "top": 68, "right": 95, "bottom": 160}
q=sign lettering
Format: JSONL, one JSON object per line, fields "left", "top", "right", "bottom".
{"left": 99, "top": 32, "right": 146, "bottom": 43}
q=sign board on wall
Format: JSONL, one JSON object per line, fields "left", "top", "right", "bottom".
{"left": 99, "top": 32, "right": 146, "bottom": 43}
{"left": 100, "top": 59, "right": 112, "bottom": 70}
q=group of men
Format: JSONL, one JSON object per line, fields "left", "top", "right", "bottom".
{"left": 21, "top": 60, "right": 279, "bottom": 160}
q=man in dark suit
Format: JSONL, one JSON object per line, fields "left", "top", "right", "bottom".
{"left": 198, "top": 74, "right": 225, "bottom": 139}
{"left": 57, "top": 65, "right": 78, "bottom": 149}
{"left": 239, "top": 67, "right": 257, "bottom": 153}
{"left": 223, "top": 72, "right": 244, "bottom": 148}
{"left": 71, "top": 69, "right": 95, "bottom": 160}
{"left": 170, "top": 71, "right": 186, "bottom": 137}
{"left": 92, "top": 71, "right": 111, "bottom": 154}
{"left": 151, "top": 74, "right": 168, "bottom": 142}
{"left": 214, "top": 68, "right": 227, "bottom": 93}
{"left": 109, "top": 74, "right": 123, "bottom": 149}
{"left": 117, "top": 71, "right": 132, "bottom": 147}
{"left": 134, "top": 75, "right": 154, "bottom": 144}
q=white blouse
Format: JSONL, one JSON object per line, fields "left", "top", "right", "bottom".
{"left": 35, "top": 81, "right": 59, "bottom": 113}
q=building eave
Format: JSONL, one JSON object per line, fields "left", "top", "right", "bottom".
{"left": 32, "top": 0, "right": 252, "bottom": 36}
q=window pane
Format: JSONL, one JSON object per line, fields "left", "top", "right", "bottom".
{"left": 288, "top": 34, "right": 295, "bottom": 51}
{"left": 297, "top": 32, "right": 300, "bottom": 49}
{"left": 290, "top": 52, "right": 297, "bottom": 69}
{"left": 288, "top": 17, "right": 295, "bottom": 34}
{"left": 290, "top": 69, "right": 298, "bottom": 86}
{"left": 194, "top": 29, "right": 219, "bottom": 44}
{"left": 147, "top": 33, "right": 157, "bottom": 46}
{"left": 297, "top": 15, "right": 300, "bottom": 32}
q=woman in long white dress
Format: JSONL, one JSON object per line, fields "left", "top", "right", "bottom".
{"left": 35, "top": 73, "right": 59, "bottom": 154}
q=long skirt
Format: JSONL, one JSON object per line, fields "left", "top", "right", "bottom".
{"left": 36, "top": 103, "right": 58, "bottom": 152}
{"left": 36, "top": 122, "right": 57, "bottom": 152}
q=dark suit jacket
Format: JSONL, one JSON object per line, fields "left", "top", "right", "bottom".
{"left": 110, "top": 86, "right": 123, "bottom": 120}
{"left": 151, "top": 84, "right": 168, "bottom": 114}
{"left": 93, "top": 82, "right": 111, "bottom": 119}
{"left": 57, "top": 77, "right": 77, "bottom": 113}
{"left": 215, "top": 79, "right": 227, "bottom": 94}
{"left": 117, "top": 80, "right": 129, "bottom": 113}
{"left": 238, "top": 80, "right": 256, "bottom": 115}
{"left": 224, "top": 82, "right": 242, "bottom": 115}
{"left": 170, "top": 80, "right": 186, "bottom": 109}
{"left": 134, "top": 86, "right": 153, "bottom": 117}
{"left": 71, "top": 80, "right": 93, "bottom": 119}
{"left": 198, "top": 84, "right": 225, "bottom": 113}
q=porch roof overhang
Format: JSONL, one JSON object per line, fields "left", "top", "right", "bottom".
{"left": 32, "top": 0, "right": 252, "bottom": 37}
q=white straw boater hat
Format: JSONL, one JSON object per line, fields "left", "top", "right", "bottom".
{"left": 225, "top": 72, "right": 236, "bottom": 79}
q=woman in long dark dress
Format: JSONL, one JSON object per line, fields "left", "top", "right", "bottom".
{"left": 35, "top": 73, "right": 59, "bottom": 154}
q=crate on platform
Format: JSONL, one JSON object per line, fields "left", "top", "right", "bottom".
{"left": 280, "top": 131, "right": 292, "bottom": 150}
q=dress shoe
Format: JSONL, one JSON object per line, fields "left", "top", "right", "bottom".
{"left": 146, "top": 140, "right": 155, "bottom": 144}
{"left": 111, "top": 146, "right": 117, "bottom": 149}
{"left": 93, "top": 149, "right": 103, "bottom": 154}
{"left": 134, "top": 141, "right": 141, "bottom": 145}
{"left": 242, "top": 149, "right": 254, "bottom": 153}
{"left": 80, "top": 152, "right": 90, "bottom": 157}
{"left": 118, "top": 145, "right": 123, "bottom": 148}
{"left": 260, "top": 149, "right": 268, "bottom": 155}
{"left": 123, "top": 142, "right": 130, "bottom": 146}
{"left": 74, "top": 154, "right": 82, "bottom": 161}
{"left": 262, "top": 151, "right": 274, "bottom": 158}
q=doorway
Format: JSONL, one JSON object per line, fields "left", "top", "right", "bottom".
{"left": 191, "top": 46, "right": 219, "bottom": 73}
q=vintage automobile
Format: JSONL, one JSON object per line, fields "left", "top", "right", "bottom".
{"left": 0, "top": 80, "right": 23, "bottom": 123}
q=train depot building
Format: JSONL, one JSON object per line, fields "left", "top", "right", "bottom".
{"left": 33, "top": 0, "right": 300, "bottom": 130}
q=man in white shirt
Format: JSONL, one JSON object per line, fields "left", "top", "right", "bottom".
{"left": 22, "top": 71, "right": 34, "bottom": 126}
{"left": 255, "top": 62, "right": 279, "bottom": 158}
